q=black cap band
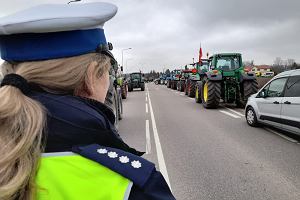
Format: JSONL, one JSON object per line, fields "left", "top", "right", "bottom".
{"left": 1, "top": 74, "right": 31, "bottom": 95}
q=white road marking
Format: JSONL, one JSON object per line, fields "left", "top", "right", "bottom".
{"left": 180, "top": 93, "right": 185, "bottom": 96}
{"left": 225, "top": 107, "right": 244, "bottom": 117}
{"left": 146, "top": 103, "right": 148, "bottom": 113}
{"left": 219, "top": 110, "right": 241, "bottom": 119}
{"left": 146, "top": 95, "right": 148, "bottom": 102}
{"left": 147, "top": 90, "right": 172, "bottom": 190}
{"left": 175, "top": 92, "right": 179, "bottom": 94}
{"left": 145, "top": 120, "right": 151, "bottom": 154}
{"left": 264, "top": 127, "right": 299, "bottom": 143}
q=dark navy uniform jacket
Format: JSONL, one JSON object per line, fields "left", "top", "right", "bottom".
{"left": 30, "top": 91, "right": 176, "bottom": 200}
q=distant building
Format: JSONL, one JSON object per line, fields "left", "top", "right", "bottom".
{"left": 249, "top": 65, "right": 274, "bottom": 77}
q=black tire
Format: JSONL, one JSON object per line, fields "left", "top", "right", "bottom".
{"left": 172, "top": 81, "right": 177, "bottom": 90}
{"left": 180, "top": 81, "right": 185, "bottom": 92}
{"left": 105, "top": 86, "right": 119, "bottom": 129}
{"left": 141, "top": 83, "right": 145, "bottom": 91}
{"left": 188, "top": 81, "right": 196, "bottom": 97}
{"left": 238, "top": 80, "right": 259, "bottom": 107}
{"left": 195, "top": 82, "right": 202, "bottom": 103}
{"left": 185, "top": 80, "right": 189, "bottom": 95}
{"left": 243, "top": 80, "right": 258, "bottom": 99}
{"left": 167, "top": 81, "right": 171, "bottom": 88}
{"left": 246, "top": 106, "right": 259, "bottom": 127}
{"left": 118, "top": 89, "right": 123, "bottom": 120}
{"left": 128, "top": 84, "right": 133, "bottom": 92}
{"left": 121, "top": 84, "right": 127, "bottom": 99}
{"left": 201, "top": 79, "right": 221, "bottom": 108}
{"left": 177, "top": 81, "right": 181, "bottom": 91}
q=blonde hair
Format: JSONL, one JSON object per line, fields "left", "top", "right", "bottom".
{"left": 0, "top": 53, "right": 111, "bottom": 200}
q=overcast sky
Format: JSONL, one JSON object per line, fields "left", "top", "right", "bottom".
{"left": 0, "top": 0, "right": 299, "bottom": 73}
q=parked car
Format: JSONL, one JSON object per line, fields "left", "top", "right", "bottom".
{"left": 245, "top": 69, "right": 300, "bottom": 135}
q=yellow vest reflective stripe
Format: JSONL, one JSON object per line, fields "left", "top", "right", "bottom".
{"left": 36, "top": 152, "right": 132, "bottom": 200}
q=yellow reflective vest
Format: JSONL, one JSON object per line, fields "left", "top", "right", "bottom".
{"left": 36, "top": 152, "right": 133, "bottom": 200}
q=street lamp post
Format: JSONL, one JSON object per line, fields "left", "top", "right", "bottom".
{"left": 121, "top": 48, "right": 132, "bottom": 69}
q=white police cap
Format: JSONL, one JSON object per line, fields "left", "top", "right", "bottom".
{"left": 0, "top": 2, "right": 117, "bottom": 61}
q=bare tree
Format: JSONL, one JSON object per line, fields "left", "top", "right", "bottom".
{"left": 243, "top": 60, "right": 254, "bottom": 67}
{"left": 274, "top": 57, "right": 283, "bottom": 66}
{"left": 273, "top": 57, "right": 284, "bottom": 74}
{"left": 286, "top": 58, "right": 296, "bottom": 69}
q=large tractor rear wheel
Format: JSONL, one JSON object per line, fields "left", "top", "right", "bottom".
{"left": 105, "top": 86, "right": 120, "bottom": 129}
{"left": 121, "top": 84, "right": 127, "bottom": 99}
{"left": 185, "top": 80, "right": 189, "bottom": 95}
{"left": 195, "top": 82, "right": 202, "bottom": 103}
{"left": 238, "top": 80, "right": 259, "bottom": 107}
{"left": 117, "top": 88, "right": 123, "bottom": 120}
{"left": 141, "top": 83, "right": 145, "bottom": 91}
{"left": 180, "top": 81, "right": 185, "bottom": 92}
{"left": 177, "top": 81, "right": 181, "bottom": 91}
{"left": 170, "top": 81, "right": 173, "bottom": 89}
{"left": 167, "top": 81, "right": 171, "bottom": 88}
{"left": 172, "top": 81, "right": 175, "bottom": 89}
{"left": 172, "top": 81, "right": 177, "bottom": 90}
{"left": 202, "top": 80, "right": 221, "bottom": 108}
{"left": 188, "top": 81, "right": 196, "bottom": 97}
{"left": 243, "top": 80, "right": 258, "bottom": 99}
{"left": 128, "top": 84, "right": 133, "bottom": 92}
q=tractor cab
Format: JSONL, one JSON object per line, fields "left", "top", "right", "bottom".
{"left": 130, "top": 72, "right": 143, "bottom": 80}
{"left": 172, "top": 69, "right": 182, "bottom": 81}
{"left": 209, "top": 53, "right": 243, "bottom": 76}
{"left": 197, "top": 59, "right": 209, "bottom": 75}
{"left": 181, "top": 69, "right": 192, "bottom": 79}
{"left": 199, "top": 59, "right": 209, "bottom": 70}
{"left": 185, "top": 64, "right": 200, "bottom": 81}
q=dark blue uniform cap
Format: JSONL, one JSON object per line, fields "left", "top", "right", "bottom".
{"left": 0, "top": 29, "right": 107, "bottom": 62}
{"left": 0, "top": 2, "right": 117, "bottom": 62}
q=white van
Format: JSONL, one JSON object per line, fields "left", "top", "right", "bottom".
{"left": 245, "top": 69, "right": 300, "bottom": 135}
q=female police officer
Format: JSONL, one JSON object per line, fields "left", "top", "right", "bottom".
{"left": 0, "top": 2, "right": 175, "bottom": 200}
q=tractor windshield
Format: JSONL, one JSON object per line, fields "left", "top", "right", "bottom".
{"left": 216, "top": 57, "right": 240, "bottom": 71}
{"left": 130, "top": 73, "right": 141, "bottom": 79}
{"left": 174, "top": 70, "right": 181, "bottom": 74}
{"left": 200, "top": 61, "right": 209, "bottom": 71}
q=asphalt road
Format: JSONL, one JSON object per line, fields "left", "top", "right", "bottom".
{"left": 119, "top": 83, "right": 300, "bottom": 200}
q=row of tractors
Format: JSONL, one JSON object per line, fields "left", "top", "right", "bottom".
{"left": 166, "top": 53, "right": 258, "bottom": 108}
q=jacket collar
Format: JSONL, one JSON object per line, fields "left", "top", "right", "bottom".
{"left": 76, "top": 96, "right": 116, "bottom": 125}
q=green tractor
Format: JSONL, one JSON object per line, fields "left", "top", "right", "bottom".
{"left": 128, "top": 72, "right": 145, "bottom": 91}
{"left": 184, "top": 59, "right": 209, "bottom": 97}
{"left": 195, "top": 53, "right": 258, "bottom": 108}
